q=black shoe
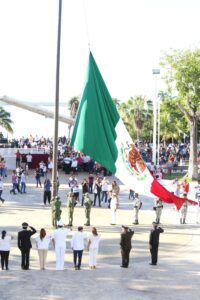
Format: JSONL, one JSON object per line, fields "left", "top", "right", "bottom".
{"left": 149, "top": 263, "right": 156, "bottom": 265}
{"left": 120, "top": 265, "right": 128, "bottom": 268}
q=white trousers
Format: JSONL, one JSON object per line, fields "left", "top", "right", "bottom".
{"left": 89, "top": 248, "right": 98, "bottom": 267}
{"left": 111, "top": 208, "right": 116, "bottom": 224}
{"left": 55, "top": 246, "right": 66, "bottom": 270}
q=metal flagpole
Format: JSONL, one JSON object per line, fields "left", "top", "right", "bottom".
{"left": 152, "top": 69, "right": 160, "bottom": 166}
{"left": 52, "top": 0, "right": 62, "bottom": 198}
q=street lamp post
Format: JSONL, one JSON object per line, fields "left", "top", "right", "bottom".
{"left": 52, "top": 0, "right": 62, "bottom": 198}
{"left": 152, "top": 69, "right": 160, "bottom": 166}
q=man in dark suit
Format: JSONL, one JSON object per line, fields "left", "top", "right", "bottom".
{"left": 120, "top": 225, "right": 134, "bottom": 268}
{"left": 149, "top": 221, "right": 164, "bottom": 265}
{"left": 18, "top": 222, "right": 36, "bottom": 270}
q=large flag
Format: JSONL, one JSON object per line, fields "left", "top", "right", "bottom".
{"left": 71, "top": 52, "right": 196, "bottom": 210}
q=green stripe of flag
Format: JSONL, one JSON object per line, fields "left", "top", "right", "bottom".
{"left": 71, "top": 52, "right": 120, "bottom": 173}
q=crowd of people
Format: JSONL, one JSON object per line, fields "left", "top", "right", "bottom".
{"left": 0, "top": 221, "right": 164, "bottom": 271}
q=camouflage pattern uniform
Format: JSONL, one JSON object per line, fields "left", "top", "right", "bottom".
{"left": 84, "top": 193, "right": 92, "bottom": 226}
{"left": 67, "top": 192, "right": 75, "bottom": 226}
{"left": 51, "top": 196, "right": 62, "bottom": 227}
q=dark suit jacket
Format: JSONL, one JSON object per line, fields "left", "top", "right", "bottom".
{"left": 149, "top": 227, "right": 164, "bottom": 246}
{"left": 120, "top": 230, "right": 134, "bottom": 250}
{"left": 18, "top": 226, "right": 37, "bottom": 250}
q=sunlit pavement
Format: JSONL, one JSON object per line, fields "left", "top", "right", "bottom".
{"left": 0, "top": 171, "right": 200, "bottom": 300}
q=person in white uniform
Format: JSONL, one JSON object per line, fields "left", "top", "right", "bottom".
{"left": 52, "top": 220, "right": 69, "bottom": 270}
{"left": 87, "top": 227, "right": 100, "bottom": 269}
{"left": 110, "top": 193, "right": 119, "bottom": 225}
{"left": 35, "top": 228, "right": 51, "bottom": 270}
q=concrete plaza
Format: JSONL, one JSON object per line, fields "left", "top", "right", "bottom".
{"left": 0, "top": 171, "right": 200, "bottom": 300}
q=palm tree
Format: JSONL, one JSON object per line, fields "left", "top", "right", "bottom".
{"left": 68, "top": 96, "right": 79, "bottom": 139}
{"left": 119, "top": 96, "right": 152, "bottom": 141}
{"left": 68, "top": 96, "right": 80, "bottom": 118}
{"left": 0, "top": 107, "right": 13, "bottom": 133}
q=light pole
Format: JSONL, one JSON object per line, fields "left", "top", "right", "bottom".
{"left": 152, "top": 69, "right": 160, "bottom": 166}
{"left": 52, "top": 0, "right": 62, "bottom": 198}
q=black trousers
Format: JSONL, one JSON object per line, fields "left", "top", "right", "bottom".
{"left": 121, "top": 248, "right": 131, "bottom": 267}
{"left": 21, "top": 249, "right": 30, "bottom": 270}
{"left": 93, "top": 193, "right": 101, "bottom": 207}
{"left": 150, "top": 244, "right": 159, "bottom": 265}
{"left": 44, "top": 191, "right": 51, "bottom": 204}
{"left": 73, "top": 250, "right": 83, "bottom": 268}
{"left": 0, "top": 251, "right": 9, "bottom": 269}
{"left": 89, "top": 184, "right": 93, "bottom": 193}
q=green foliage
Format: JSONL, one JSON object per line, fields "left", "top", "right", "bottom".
{"left": 160, "top": 49, "right": 200, "bottom": 121}
{"left": 161, "top": 48, "right": 200, "bottom": 179}
{"left": 68, "top": 96, "right": 80, "bottom": 118}
{"left": 118, "top": 96, "right": 153, "bottom": 141}
{"left": 0, "top": 107, "right": 13, "bottom": 133}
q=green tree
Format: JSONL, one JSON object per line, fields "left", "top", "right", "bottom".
{"left": 160, "top": 97, "right": 189, "bottom": 146}
{"left": 68, "top": 96, "right": 80, "bottom": 118}
{"left": 119, "top": 96, "right": 153, "bottom": 141}
{"left": 0, "top": 107, "right": 13, "bottom": 133}
{"left": 161, "top": 49, "right": 200, "bottom": 179}
{"left": 68, "top": 96, "right": 80, "bottom": 139}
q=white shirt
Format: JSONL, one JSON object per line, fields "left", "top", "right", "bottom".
{"left": 0, "top": 235, "right": 12, "bottom": 251}
{"left": 26, "top": 154, "right": 32, "bottom": 162}
{"left": 88, "top": 234, "right": 100, "bottom": 250}
{"left": 35, "top": 235, "right": 51, "bottom": 250}
{"left": 71, "top": 231, "right": 85, "bottom": 250}
{"left": 73, "top": 186, "right": 79, "bottom": 193}
{"left": 71, "top": 159, "right": 78, "bottom": 168}
{"left": 101, "top": 180, "right": 109, "bottom": 192}
{"left": 52, "top": 228, "right": 69, "bottom": 247}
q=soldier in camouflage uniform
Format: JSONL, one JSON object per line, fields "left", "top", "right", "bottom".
{"left": 180, "top": 193, "right": 188, "bottom": 224}
{"left": 67, "top": 192, "right": 75, "bottom": 226}
{"left": 84, "top": 193, "right": 92, "bottom": 226}
{"left": 51, "top": 196, "right": 62, "bottom": 227}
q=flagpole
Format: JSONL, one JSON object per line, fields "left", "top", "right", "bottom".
{"left": 52, "top": 0, "right": 62, "bottom": 199}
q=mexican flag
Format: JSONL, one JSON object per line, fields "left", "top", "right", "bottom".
{"left": 71, "top": 52, "right": 196, "bottom": 210}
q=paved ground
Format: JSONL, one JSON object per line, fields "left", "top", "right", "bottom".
{"left": 0, "top": 171, "right": 200, "bottom": 300}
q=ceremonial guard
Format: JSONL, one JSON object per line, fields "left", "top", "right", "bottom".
{"left": 155, "top": 198, "right": 163, "bottom": 224}
{"left": 133, "top": 193, "right": 142, "bottom": 225}
{"left": 180, "top": 193, "right": 188, "bottom": 224}
{"left": 120, "top": 226, "right": 134, "bottom": 268}
{"left": 84, "top": 193, "right": 92, "bottom": 226}
{"left": 52, "top": 220, "right": 69, "bottom": 270}
{"left": 51, "top": 196, "right": 62, "bottom": 227}
{"left": 67, "top": 192, "right": 76, "bottom": 226}
{"left": 149, "top": 222, "right": 164, "bottom": 265}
